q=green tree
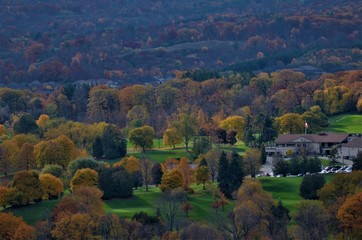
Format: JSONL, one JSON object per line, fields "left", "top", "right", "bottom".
{"left": 229, "top": 151, "right": 244, "bottom": 196}
{"left": 13, "top": 113, "right": 39, "bottom": 135}
{"left": 41, "top": 164, "right": 63, "bottom": 178}
{"left": 92, "top": 136, "right": 103, "bottom": 159}
{"left": 163, "top": 128, "right": 183, "bottom": 149}
{"left": 195, "top": 166, "right": 210, "bottom": 190}
{"left": 191, "top": 136, "right": 212, "bottom": 159}
{"left": 217, "top": 151, "right": 230, "bottom": 198}
{"left": 68, "top": 158, "right": 101, "bottom": 176}
{"left": 101, "top": 125, "right": 127, "bottom": 159}
{"left": 99, "top": 166, "right": 133, "bottom": 199}
{"left": 272, "top": 157, "right": 289, "bottom": 177}
{"left": 300, "top": 175, "right": 325, "bottom": 200}
{"left": 260, "top": 144, "right": 267, "bottom": 164}
{"left": 128, "top": 125, "right": 155, "bottom": 155}
{"left": 352, "top": 151, "right": 362, "bottom": 171}
{"left": 172, "top": 114, "right": 197, "bottom": 152}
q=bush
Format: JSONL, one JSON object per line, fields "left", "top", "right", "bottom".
{"left": 99, "top": 166, "right": 133, "bottom": 199}
{"left": 300, "top": 175, "right": 325, "bottom": 199}
{"left": 41, "top": 165, "right": 63, "bottom": 178}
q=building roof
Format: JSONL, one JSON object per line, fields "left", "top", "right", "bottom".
{"left": 342, "top": 137, "right": 362, "bottom": 148}
{"left": 275, "top": 132, "right": 349, "bottom": 144}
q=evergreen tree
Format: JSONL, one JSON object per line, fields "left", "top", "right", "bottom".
{"left": 243, "top": 115, "right": 254, "bottom": 146}
{"left": 352, "top": 151, "right": 362, "bottom": 171}
{"left": 229, "top": 151, "right": 244, "bottom": 196}
{"left": 92, "top": 136, "right": 103, "bottom": 159}
{"left": 270, "top": 200, "right": 290, "bottom": 239}
{"left": 260, "top": 144, "right": 267, "bottom": 164}
{"left": 199, "top": 158, "right": 208, "bottom": 167}
{"left": 101, "top": 125, "right": 127, "bottom": 159}
{"left": 152, "top": 163, "right": 163, "bottom": 186}
{"left": 217, "top": 151, "right": 230, "bottom": 198}
{"left": 261, "top": 116, "right": 277, "bottom": 143}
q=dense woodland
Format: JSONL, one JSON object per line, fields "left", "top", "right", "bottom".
{"left": 0, "top": 0, "right": 362, "bottom": 239}
{"left": 0, "top": 0, "right": 361, "bottom": 85}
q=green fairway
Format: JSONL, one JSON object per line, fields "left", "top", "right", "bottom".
{"left": 325, "top": 114, "right": 362, "bottom": 133}
{"left": 104, "top": 183, "right": 233, "bottom": 221}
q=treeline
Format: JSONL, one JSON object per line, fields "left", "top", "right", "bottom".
{"left": 0, "top": 0, "right": 361, "bottom": 83}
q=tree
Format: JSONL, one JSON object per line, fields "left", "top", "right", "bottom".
{"left": 270, "top": 200, "right": 290, "bottom": 240}
{"left": 68, "top": 158, "right": 101, "bottom": 176}
{"left": 140, "top": 158, "right": 153, "bottom": 191}
{"left": 293, "top": 200, "right": 329, "bottom": 240}
{"left": 274, "top": 113, "right": 304, "bottom": 134}
{"left": 92, "top": 136, "right": 103, "bottom": 159}
{"left": 10, "top": 170, "right": 44, "bottom": 204}
{"left": 352, "top": 151, "right": 362, "bottom": 170}
{"left": 217, "top": 151, "right": 230, "bottom": 198}
{"left": 229, "top": 151, "right": 244, "bottom": 196}
{"left": 172, "top": 114, "right": 197, "bottom": 152}
{"left": 128, "top": 125, "right": 155, "bottom": 155}
{"left": 98, "top": 166, "right": 133, "bottom": 199}
{"left": 152, "top": 163, "right": 163, "bottom": 186}
{"left": 272, "top": 156, "right": 289, "bottom": 177}
{"left": 244, "top": 148, "right": 261, "bottom": 178}
{"left": 260, "top": 144, "right": 267, "bottom": 164}
{"left": 34, "top": 135, "right": 78, "bottom": 168}
{"left": 0, "top": 145, "right": 11, "bottom": 175}
{"left": 157, "top": 189, "right": 187, "bottom": 231}
{"left": 160, "top": 169, "right": 183, "bottom": 192}
{"left": 114, "top": 155, "right": 140, "bottom": 173}
{"left": 191, "top": 137, "right": 212, "bottom": 159}
{"left": 204, "top": 149, "right": 221, "bottom": 182}
{"left": 220, "top": 116, "right": 245, "bottom": 141}
{"left": 0, "top": 186, "right": 11, "bottom": 208}
{"left": 101, "top": 125, "right": 127, "bottom": 159}
{"left": 337, "top": 192, "right": 362, "bottom": 239}
{"left": 16, "top": 142, "right": 35, "bottom": 171}
{"left": 70, "top": 168, "right": 99, "bottom": 191}
{"left": 0, "top": 212, "right": 36, "bottom": 240}
{"left": 39, "top": 173, "right": 64, "bottom": 200}
{"left": 13, "top": 113, "right": 39, "bottom": 134}
{"left": 41, "top": 165, "right": 63, "bottom": 178}
{"left": 0, "top": 124, "right": 6, "bottom": 136}
{"left": 195, "top": 166, "right": 210, "bottom": 190}
{"left": 36, "top": 114, "right": 50, "bottom": 129}
{"left": 300, "top": 175, "right": 325, "bottom": 200}
{"left": 51, "top": 213, "right": 99, "bottom": 240}
{"left": 163, "top": 128, "right": 182, "bottom": 149}
{"left": 233, "top": 179, "right": 275, "bottom": 239}
{"left": 87, "top": 87, "right": 120, "bottom": 123}
{"left": 226, "top": 130, "right": 237, "bottom": 145}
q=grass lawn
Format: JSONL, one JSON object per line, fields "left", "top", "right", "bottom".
{"left": 3, "top": 198, "right": 61, "bottom": 225}
{"left": 104, "top": 183, "right": 233, "bottom": 221}
{"left": 259, "top": 174, "right": 335, "bottom": 215}
{"left": 325, "top": 114, "right": 362, "bottom": 133}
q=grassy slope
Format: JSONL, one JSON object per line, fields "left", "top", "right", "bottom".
{"left": 325, "top": 114, "right": 362, "bottom": 133}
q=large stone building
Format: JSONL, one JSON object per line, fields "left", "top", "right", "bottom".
{"left": 267, "top": 132, "right": 361, "bottom": 158}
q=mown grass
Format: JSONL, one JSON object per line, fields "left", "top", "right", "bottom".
{"left": 325, "top": 114, "right": 362, "bottom": 133}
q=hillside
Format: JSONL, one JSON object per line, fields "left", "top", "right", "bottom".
{"left": 0, "top": 0, "right": 361, "bottom": 86}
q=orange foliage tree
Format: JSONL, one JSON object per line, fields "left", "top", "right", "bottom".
{"left": 0, "top": 212, "right": 36, "bottom": 240}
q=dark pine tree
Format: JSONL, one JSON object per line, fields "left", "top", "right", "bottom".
{"left": 151, "top": 163, "right": 163, "bottom": 186}
{"left": 199, "top": 158, "right": 208, "bottom": 167}
{"left": 229, "top": 151, "right": 244, "bottom": 197}
{"left": 92, "top": 136, "right": 103, "bottom": 159}
{"left": 217, "top": 151, "right": 230, "bottom": 198}
{"left": 260, "top": 144, "right": 267, "bottom": 165}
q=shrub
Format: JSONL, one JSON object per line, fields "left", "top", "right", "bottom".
{"left": 300, "top": 175, "right": 325, "bottom": 199}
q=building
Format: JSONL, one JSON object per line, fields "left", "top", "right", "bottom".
{"left": 268, "top": 132, "right": 350, "bottom": 156}
{"left": 340, "top": 137, "right": 362, "bottom": 159}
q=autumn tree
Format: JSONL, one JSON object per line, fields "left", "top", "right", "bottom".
{"left": 114, "top": 155, "right": 140, "bottom": 173}
{"left": 34, "top": 135, "right": 78, "bottom": 168}
{"left": 0, "top": 186, "right": 11, "bottom": 208}
{"left": 293, "top": 200, "right": 330, "bottom": 240}
{"left": 220, "top": 116, "right": 245, "bottom": 141}
{"left": 172, "top": 114, "right": 197, "bottom": 152}
{"left": 41, "top": 164, "right": 63, "bottom": 178}
{"left": 36, "top": 114, "right": 50, "bottom": 130}
{"left": 160, "top": 169, "right": 183, "bottom": 192}
{"left": 195, "top": 165, "right": 210, "bottom": 190}
{"left": 203, "top": 149, "right": 221, "bottom": 182}
{"left": 70, "top": 168, "right": 99, "bottom": 191}
{"left": 274, "top": 113, "right": 304, "bottom": 134}
{"left": 244, "top": 148, "right": 261, "bottom": 178}
{"left": 39, "top": 173, "right": 64, "bottom": 199}
{"left": 0, "top": 124, "right": 6, "bottom": 136}
{"left": 176, "top": 157, "right": 194, "bottom": 191}
{"left": 0, "top": 145, "right": 11, "bottom": 175}
{"left": 0, "top": 212, "right": 36, "bottom": 240}
{"left": 128, "top": 125, "right": 155, "bottom": 155}
{"left": 10, "top": 170, "right": 44, "bottom": 204}
{"left": 140, "top": 158, "right": 153, "bottom": 191}
{"left": 163, "top": 128, "right": 183, "bottom": 149}
{"left": 179, "top": 222, "right": 224, "bottom": 240}
{"left": 337, "top": 192, "right": 362, "bottom": 239}
{"left": 16, "top": 142, "right": 35, "bottom": 171}
{"left": 87, "top": 87, "right": 120, "bottom": 123}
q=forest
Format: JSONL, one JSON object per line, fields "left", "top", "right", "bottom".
{"left": 0, "top": 0, "right": 361, "bottom": 86}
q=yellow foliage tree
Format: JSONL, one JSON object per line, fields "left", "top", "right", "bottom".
{"left": 39, "top": 173, "right": 64, "bottom": 200}
{"left": 0, "top": 124, "right": 6, "bottom": 136}
{"left": 114, "top": 155, "right": 140, "bottom": 173}
{"left": 70, "top": 168, "right": 99, "bottom": 191}
{"left": 163, "top": 128, "right": 183, "bottom": 149}
{"left": 36, "top": 114, "right": 50, "bottom": 129}
{"left": 160, "top": 169, "right": 183, "bottom": 192}
{"left": 220, "top": 116, "right": 245, "bottom": 140}
{"left": 274, "top": 113, "right": 304, "bottom": 134}
{"left": 176, "top": 157, "right": 194, "bottom": 191}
